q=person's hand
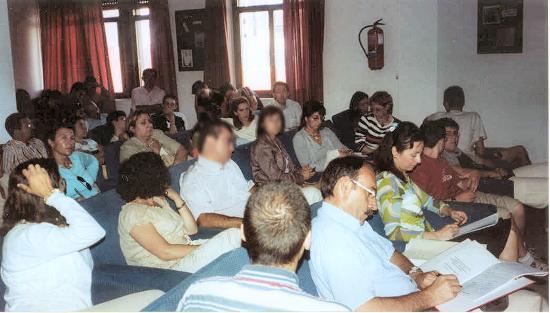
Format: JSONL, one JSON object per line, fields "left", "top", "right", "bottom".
{"left": 460, "top": 170, "right": 480, "bottom": 192}
{"left": 149, "top": 138, "right": 161, "bottom": 154}
{"left": 165, "top": 187, "right": 185, "bottom": 207}
{"left": 412, "top": 271, "right": 439, "bottom": 290}
{"left": 454, "top": 191, "right": 476, "bottom": 202}
{"left": 435, "top": 224, "right": 459, "bottom": 240}
{"left": 450, "top": 210, "right": 468, "bottom": 226}
{"left": 301, "top": 166, "right": 315, "bottom": 181}
{"left": 338, "top": 148, "right": 353, "bottom": 156}
{"left": 16, "top": 164, "right": 54, "bottom": 199}
{"left": 424, "top": 274, "right": 461, "bottom": 306}
{"left": 494, "top": 168, "right": 508, "bottom": 178}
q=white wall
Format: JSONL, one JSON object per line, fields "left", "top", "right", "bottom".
{"left": 323, "top": 0, "right": 439, "bottom": 124}
{"left": 8, "top": 0, "right": 43, "bottom": 97}
{"left": 437, "top": 0, "right": 548, "bottom": 162}
{"left": 0, "top": 0, "right": 18, "bottom": 143}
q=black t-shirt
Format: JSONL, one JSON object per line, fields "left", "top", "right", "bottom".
{"left": 152, "top": 114, "right": 186, "bottom": 132}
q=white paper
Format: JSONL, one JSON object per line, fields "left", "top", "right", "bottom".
{"left": 452, "top": 213, "right": 499, "bottom": 239}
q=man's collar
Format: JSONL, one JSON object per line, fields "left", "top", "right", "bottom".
{"left": 197, "top": 155, "right": 230, "bottom": 171}
{"left": 319, "top": 201, "right": 362, "bottom": 230}
{"left": 237, "top": 264, "right": 300, "bottom": 290}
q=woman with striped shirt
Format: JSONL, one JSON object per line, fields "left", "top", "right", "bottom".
{"left": 355, "top": 91, "right": 400, "bottom": 155}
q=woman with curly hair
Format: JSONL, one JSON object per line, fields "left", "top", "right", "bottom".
{"left": 116, "top": 152, "right": 241, "bottom": 273}
{"left": 1, "top": 159, "right": 105, "bottom": 311}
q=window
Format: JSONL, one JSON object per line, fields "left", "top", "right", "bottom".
{"left": 102, "top": 0, "right": 152, "bottom": 96}
{"left": 233, "top": 0, "right": 285, "bottom": 94}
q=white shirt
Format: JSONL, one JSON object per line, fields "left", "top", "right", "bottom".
{"left": 221, "top": 117, "right": 258, "bottom": 142}
{"left": 179, "top": 156, "right": 252, "bottom": 219}
{"left": 131, "top": 86, "right": 166, "bottom": 110}
{"left": 265, "top": 99, "right": 302, "bottom": 130}
{"left": 1, "top": 192, "right": 105, "bottom": 311}
{"left": 426, "top": 110, "right": 487, "bottom": 158}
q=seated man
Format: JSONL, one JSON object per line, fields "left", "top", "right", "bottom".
{"left": 179, "top": 120, "right": 253, "bottom": 228}
{"left": 310, "top": 156, "right": 461, "bottom": 311}
{"left": 152, "top": 94, "right": 186, "bottom": 134}
{"left": 425, "top": 85, "right": 530, "bottom": 170}
{"left": 3, "top": 113, "right": 48, "bottom": 174}
{"left": 410, "top": 120, "right": 528, "bottom": 238}
{"left": 82, "top": 76, "right": 115, "bottom": 115}
{"left": 131, "top": 68, "right": 166, "bottom": 113}
{"left": 266, "top": 81, "right": 302, "bottom": 131}
{"left": 178, "top": 182, "right": 348, "bottom": 311}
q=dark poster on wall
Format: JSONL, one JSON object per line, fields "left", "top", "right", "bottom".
{"left": 175, "top": 9, "right": 206, "bottom": 71}
{"left": 478, "top": 0, "right": 523, "bottom": 54}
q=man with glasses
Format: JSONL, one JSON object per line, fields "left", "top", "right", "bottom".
{"left": 310, "top": 156, "right": 461, "bottom": 311}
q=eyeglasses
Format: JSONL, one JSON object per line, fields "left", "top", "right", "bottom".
{"left": 77, "top": 176, "right": 92, "bottom": 191}
{"left": 351, "top": 179, "right": 376, "bottom": 198}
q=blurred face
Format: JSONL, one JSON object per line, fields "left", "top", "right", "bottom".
{"left": 444, "top": 127, "right": 459, "bottom": 152}
{"left": 263, "top": 113, "right": 283, "bottom": 136}
{"left": 74, "top": 119, "right": 88, "bottom": 140}
{"left": 49, "top": 128, "right": 75, "bottom": 157}
{"left": 224, "top": 89, "right": 238, "bottom": 101}
{"left": 357, "top": 97, "right": 370, "bottom": 115}
{"left": 112, "top": 115, "right": 127, "bottom": 132}
{"left": 142, "top": 71, "right": 157, "bottom": 86}
{"left": 305, "top": 112, "right": 324, "bottom": 131}
{"left": 207, "top": 127, "right": 234, "bottom": 163}
{"left": 16, "top": 117, "right": 33, "bottom": 142}
{"left": 393, "top": 141, "right": 424, "bottom": 173}
{"left": 162, "top": 98, "right": 177, "bottom": 115}
{"left": 234, "top": 102, "right": 251, "bottom": 124}
{"left": 343, "top": 166, "right": 378, "bottom": 225}
{"left": 131, "top": 114, "right": 153, "bottom": 139}
{"left": 371, "top": 102, "right": 391, "bottom": 124}
{"left": 273, "top": 85, "right": 289, "bottom": 105}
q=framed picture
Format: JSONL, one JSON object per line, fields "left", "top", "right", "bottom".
{"left": 478, "top": 0, "right": 523, "bottom": 54}
{"left": 175, "top": 9, "right": 206, "bottom": 71}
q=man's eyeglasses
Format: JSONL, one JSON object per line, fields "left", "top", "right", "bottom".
{"left": 351, "top": 179, "right": 376, "bottom": 198}
{"left": 77, "top": 176, "right": 92, "bottom": 191}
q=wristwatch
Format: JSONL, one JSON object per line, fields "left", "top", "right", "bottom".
{"left": 409, "top": 266, "right": 422, "bottom": 275}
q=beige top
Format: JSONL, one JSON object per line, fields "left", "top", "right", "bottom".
{"left": 119, "top": 129, "right": 181, "bottom": 167}
{"left": 118, "top": 197, "right": 192, "bottom": 269}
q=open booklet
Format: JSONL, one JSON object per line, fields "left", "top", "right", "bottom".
{"left": 451, "top": 213, "right": 499, "bottom": 239}
{"left": 419, "top": 239, "right": 548, "bottom": 311}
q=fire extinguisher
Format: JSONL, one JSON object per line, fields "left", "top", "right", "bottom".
{"left": 359, "top": 19, "right": 385, "bottom": 70}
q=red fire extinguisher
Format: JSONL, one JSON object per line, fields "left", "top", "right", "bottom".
{"left": 359, "top": 19, "right": 385, "bottom": 70}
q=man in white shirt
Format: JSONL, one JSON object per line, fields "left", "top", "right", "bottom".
{"left": 266, "top": 81, "right": 302, "bottom": 131}
{"left": 131, "top": 68, "right": 166, "bottom": 112}
{"left": 179, "top": 120, "right": 253, "bottom": 228}
{"left": 425, "top": 86, "right": 530, "bottom": 169}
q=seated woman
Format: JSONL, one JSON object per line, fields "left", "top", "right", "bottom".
{"left": 355, "top": 91, "right": 400, "bottom": 155}
{"left": 331, "top": 91, "right": 369, "bottom": 150}
{"left": 89, "top": 110, "right": 129, "bottom": 147}
{"left": 73, "top": 115, "right": 102, "bottom": 162}
{"left": 221, "top": 97, "right": 258, "bottom": 145}
{"left": 293, "top": 100, "right": 351, "bottom": 172}
{"left": 152, "top": 94, "right": 186, "bottom": 134}
{"left": 238, "top": 86, "right": 263, "bottom": 112}
{"left": 47, "top": 124, "right": 100, "bottom": 200}
{"left": 1, "top": 159, "right": 105, "bottom": 311}
{"left": 250, "top": 106, "right": 321, "bottom": 204}
{"left": 375, "top": 122, "right": 546, "bottom": 269}
{"left": 117, "top": 152, "right": 241, "bottom": 273}
{"left": 120, "top": 110, "right": 188, "bottom": 167}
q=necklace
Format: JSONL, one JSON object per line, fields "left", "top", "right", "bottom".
{"left": 305, "top": 127, "right": 322, "bottom": 144}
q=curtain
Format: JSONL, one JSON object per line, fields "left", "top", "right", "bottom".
{"left": 40, "top": 0, "right": 113, "bottom": 94}
{"left": 203, "top": 0, "right": 231, "bottom": 89}
{"left": 283, "top": 0, "right": 324, "bottom": 104}
{"left": 149, "top": 0, "right": 178, "bottom": 97}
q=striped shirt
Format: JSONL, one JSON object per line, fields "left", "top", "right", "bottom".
{"left": 355, "top": 114, "right": 399, "bottom": 152}
{"left": 376, "top": 171, "right": 444, "bottom": 242}
{"left": 177, "top": 264, "right": 349, "bottom": 312}
{"left": 2, "top": 139, "right": 48, "bottom": 174}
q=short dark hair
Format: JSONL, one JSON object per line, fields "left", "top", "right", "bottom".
{"left": 192, "top": 80, "right": 207, "bottom": 95}
{"left": 70, "top": 82, "right": 86, "bottom": 94}
{"left": 197, "top": 119, "right": 233, "bottom": 153}
{"left": 257, "top": 106, "right": 285, "bottom": 137}
{"left": 349, "top": 91, "right": 369, "bottom": 112}
{"left": 272, "top": 81, "right": 289, "bottom": 92}
{"left": 2, "top": 158, "right": 67, "bottom": 235}
{"left": 420, "top": 120, "right": 446, "bottom": 148}
{"left": 219, "top": 82, "right": 236, "bottom": 97}
{"left": 369, "top": 91, "right": 394, "bottom": 114}
{"left": 117, "top": 152, "right": 170, "bottom": 202}
{"left": 46, "top": 122, "right": 74, "bottom": 143}
{"left": 321, "top": 156, "right": 370, "bottom": 198}
{"left": 376, "top": 121, "right": 423, "bottom": 182}
{"left": 5, "top": 113, "right": 27, "bottom": 137}
{"left": 142, "top": 68, "right": 157, "bottom": 77}
{"left": 438, "top": 117, "right": 460, "bottom": 131}
{"left": 443, "top": 86, "right": 465, "bottom": 110}
{"left": 162, "top": 94, "right": 177, "bottom": 104}
{"left": 127, "top": 110, "right": 150, "bottom": 137}
{"left": 243, "top": 181, "right": 310, "bottom": 266}
{"left": 300, "top": 100, "right": 326, "bottom": 129}
{"left": 107, "top": 110, "right": 126, "bottom": 125}
{"left": 230, "top": 97, "right": 254, "bottom": 130}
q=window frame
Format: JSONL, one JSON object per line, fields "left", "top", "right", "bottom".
{"left": 232, "top": 0, "right": 284, "bottom": 97}
{"left": 102, "top": 1, "right": 151, "bottom": 98}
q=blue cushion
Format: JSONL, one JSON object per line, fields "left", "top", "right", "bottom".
{"left": 169, "top": 159, "right": 197, "bottom": 194}
{"left": 142, "top": 247, "right": 317, "bottom": 311}
{"left": 80, "top": 189, "right": 127, "bottom": 265}
{"left": 231, "top": 142, "right": 254, "bottom": 181}
{"left": 104, "top": 141, "right": 123, "bottom": 180}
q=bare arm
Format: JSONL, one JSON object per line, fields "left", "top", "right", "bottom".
{"left": 389, "top": 251, "right": 414, "bottom": 273}
{"left": 130, "top": 223, "right": 197, "bottom": 261}
{"left": 196, "top": 213, "right": 242, "bottom": 229}
{"left": 473, "top": 138, "right": 486, "bottom": 156}
{"left": 165, "top": 188, "right": 198, "bottom": 235}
